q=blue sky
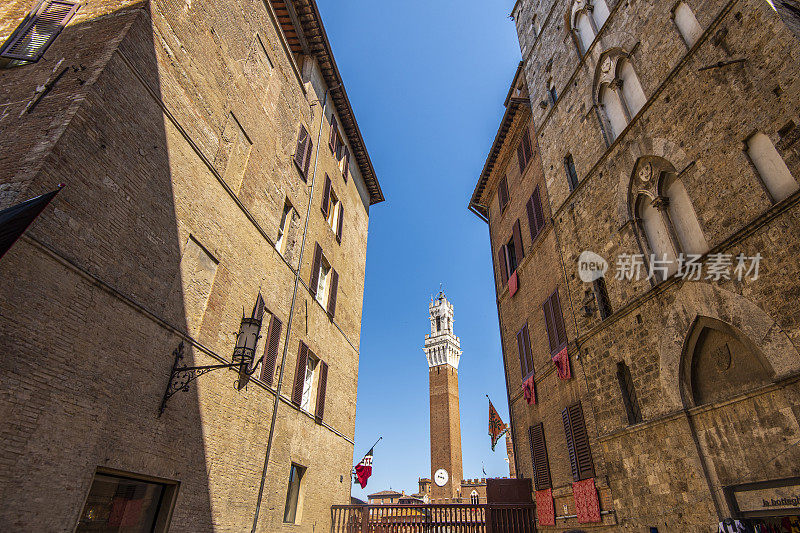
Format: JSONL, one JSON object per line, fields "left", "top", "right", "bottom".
{"left": 316, "top": 0, "right": 521, "bottom": 499}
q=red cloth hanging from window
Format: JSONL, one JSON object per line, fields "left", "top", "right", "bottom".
{"left": 553, "top": 345, "right": 571, "bottom": 381}
{"left": 523, "top": 374, "right": 536, "bottom": 405}
{"left": 508, "top": 270, "right": 519, "bottom": 296}
{"left": 573, "top": 477, "right": 601, "bottom": 523}
{"left": 535, "top": 488, "right": 555, "bottom": 526}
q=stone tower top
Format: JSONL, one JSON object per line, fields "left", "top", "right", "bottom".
{"left": 424, "top": 291, "right": 462, "bottom": 368}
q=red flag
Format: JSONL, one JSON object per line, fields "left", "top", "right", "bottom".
{"left": 523, "top": 375, "right": 536, "bottom": 405}
{"left": 354, "top": 448, "right": 373, "bottom": 488}
{"left": 488, "top": 398, "right": 508, "bottom": 451}
{"left": 553, "top": 346, "right": 571, "bottom": 381}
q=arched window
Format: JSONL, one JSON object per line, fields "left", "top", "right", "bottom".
{"left": 672, "top": 2, "right": 703, "bottom": 47}
{"left": 746, "top": 132, "right": 798, "bottom": 202}
{"left": 592, "top": 0, "right": 610, "bottom": 28}
{"left": 596, "top": 53, "right": 647, "bottom": 141}
{"left": 599, "top": 84, "right": 628, "bottom": 140}
{"left": 575, "top": 11, "right": 595, "bottom": 54}
{"left": 637, "top": 194, "right": 678, "bottom": 279}
{"left": 570, "top": 0, "right": 611, "bottom": 55}
{"left": 470, "top": 490, "right": 479, "bottom": 504}
{"left": 618, "top": 59, "right": 646, "bottom": 117}
{"left": 661, "top": 172, "right": 708, "bottom": 255}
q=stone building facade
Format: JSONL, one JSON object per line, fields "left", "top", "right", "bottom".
{"left": 472, "top": 0, "right": 800, "bottom": 531}
{"left": 0, "top": 0, "right": 382, "bottom": 531}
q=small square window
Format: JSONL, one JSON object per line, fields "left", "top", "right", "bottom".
{"left": 283, "top": 463, "right": 306, "bottom": 524}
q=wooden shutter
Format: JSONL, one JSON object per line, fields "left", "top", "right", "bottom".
{"left": 309, "top": 243, "right": 322, "bottom": 296}
{"left": 527, "top": 186, "right": 545, "bottom": 241}
{"left": 498, "top": 245, "right": 509, "bottom": 285}
{"left": 498, "top": 176, "right": 510, "bottom": 212}
{"left": 260, "top": 315, "right": 283, "bottom": 386}
{"left": 517, "top": 323, "right": 533, "bottom": 378}
{"left": 513, "top": 219, "right": 524, "bottom": 262}
{"left": 336, "top": 204, "right": 344, "bottom": 243}
{"left": 315, "top": 360, "right": 328, "bottom": 420}
{"left": 329, "top": 117, "right": 338, "bottom": 152}
{"left": 327, "top": 268, "right": 338, "bottom": 317}
{"left": 516, "top": 327, "right": 527, "bottom": 378}
{"left": 543, "top": 296, "right": 557, "bottom": 354}
{"left": 321, "top": 174, "right": 332, "bottom": 218}
{"left": 529, "top": 423, "right": 552, "bottom": 490}
{"left": 1, "top": 0, "right": 79, "bottom": 62}
{"left": 522, "top": 129, "right": 532, "bottom": 163}
{"left": 294, "top": 126, "right": 309, "bottom": 176}
{"left": 292, "top": 341, "right": 308, "bottom": 405}
{"left": 303, "top": 137, "right": 314, "bottom": 178}
{"left": 523, "top": 323, "right": 533, "bottom": 377}
{"left": 342, "top": 146, "right": 350, "bottom": 182}
{"left": 517, "top": 143, "right": 527, "bottom": 173}
{"left": 563, "top": 402, "right": 594, "bottom": 481}
{"left": 552, "top": 290, "right": 568, "bottom": 351}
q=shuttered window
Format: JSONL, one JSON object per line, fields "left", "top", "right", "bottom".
{"left": 315, "top": 361, "right": 328, "bottom": 421}
{"left": 498, "top": 175, "right": 510, "bottom": 212}
{"left": 528, "top": 423, "right": 552, "bottom": 490}
{"left": 260, "top": 315, "right": 283, "bottom": 386}
{"left": 517, "top": 128, "right": 533, "bottom": 173}
{"left": 327, "top": 268, "right": 338, "bottom": 318}
{"left": 516, "top": 323, "right": 534, "bottom": 379}
{"left": 512, "top": 219, "right": 525, "bottom": 263}
{"left": 526, "top": 186, "right": 546, "bottom": 242}
{"left": 329, "top": 117, "right": 339, "bottom": 153}
{"left": 616, "top": 362, "right": 642, "bottom": 425}
{"left": 342, "top": 146, "right": 350, "bottom": 182}
{"left": 498, "top": 245, "right": 509, "bottom": 286}
{"left": 321, "top": 174, "right": 332, "bottom": 218}
{"left": 543, "top": 289, "right": 568, "bottom": 355}
{"left": 1, "top": 0, "right": 79, "bottom": 62}
{"left": 294, "top": 126, "right": 313, "bottom": 180}
{"left": 336, "top": 204, "right": 344, "bottom": 243}
{"left": 562, "top": 402, "right": 594, "bottom": 481}
{"left": 291, "top": 341, "right": 309, "bottom": 406}
{"left": 309, "top": 243, "right": 322, "bottom": 296}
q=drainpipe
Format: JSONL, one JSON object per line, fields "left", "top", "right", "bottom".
{"left": 250, "top": 83, "right": 337, "bottom": 533}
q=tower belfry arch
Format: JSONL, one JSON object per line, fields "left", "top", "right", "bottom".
{"left": 424, "top": 291, "right": 464, "bottom": 502}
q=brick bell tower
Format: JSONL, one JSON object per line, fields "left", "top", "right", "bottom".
{"left": 424, "top": 292, "right": 463, "bottom": 502}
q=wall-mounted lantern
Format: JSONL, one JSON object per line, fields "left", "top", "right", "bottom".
{"left": 158, "top": 292, "right": 266, "bottom": 417}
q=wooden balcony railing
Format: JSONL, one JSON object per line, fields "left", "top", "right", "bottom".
{"left": 330, "top": 503, "right": 536, "bottom": 533}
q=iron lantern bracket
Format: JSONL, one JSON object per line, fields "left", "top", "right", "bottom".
{"left": 158, "top": 341, "right": 248, "bottom": 417}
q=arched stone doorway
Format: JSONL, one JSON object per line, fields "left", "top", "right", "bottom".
{"left": 680, "top": 316, "right": 773, "bottom": 407}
